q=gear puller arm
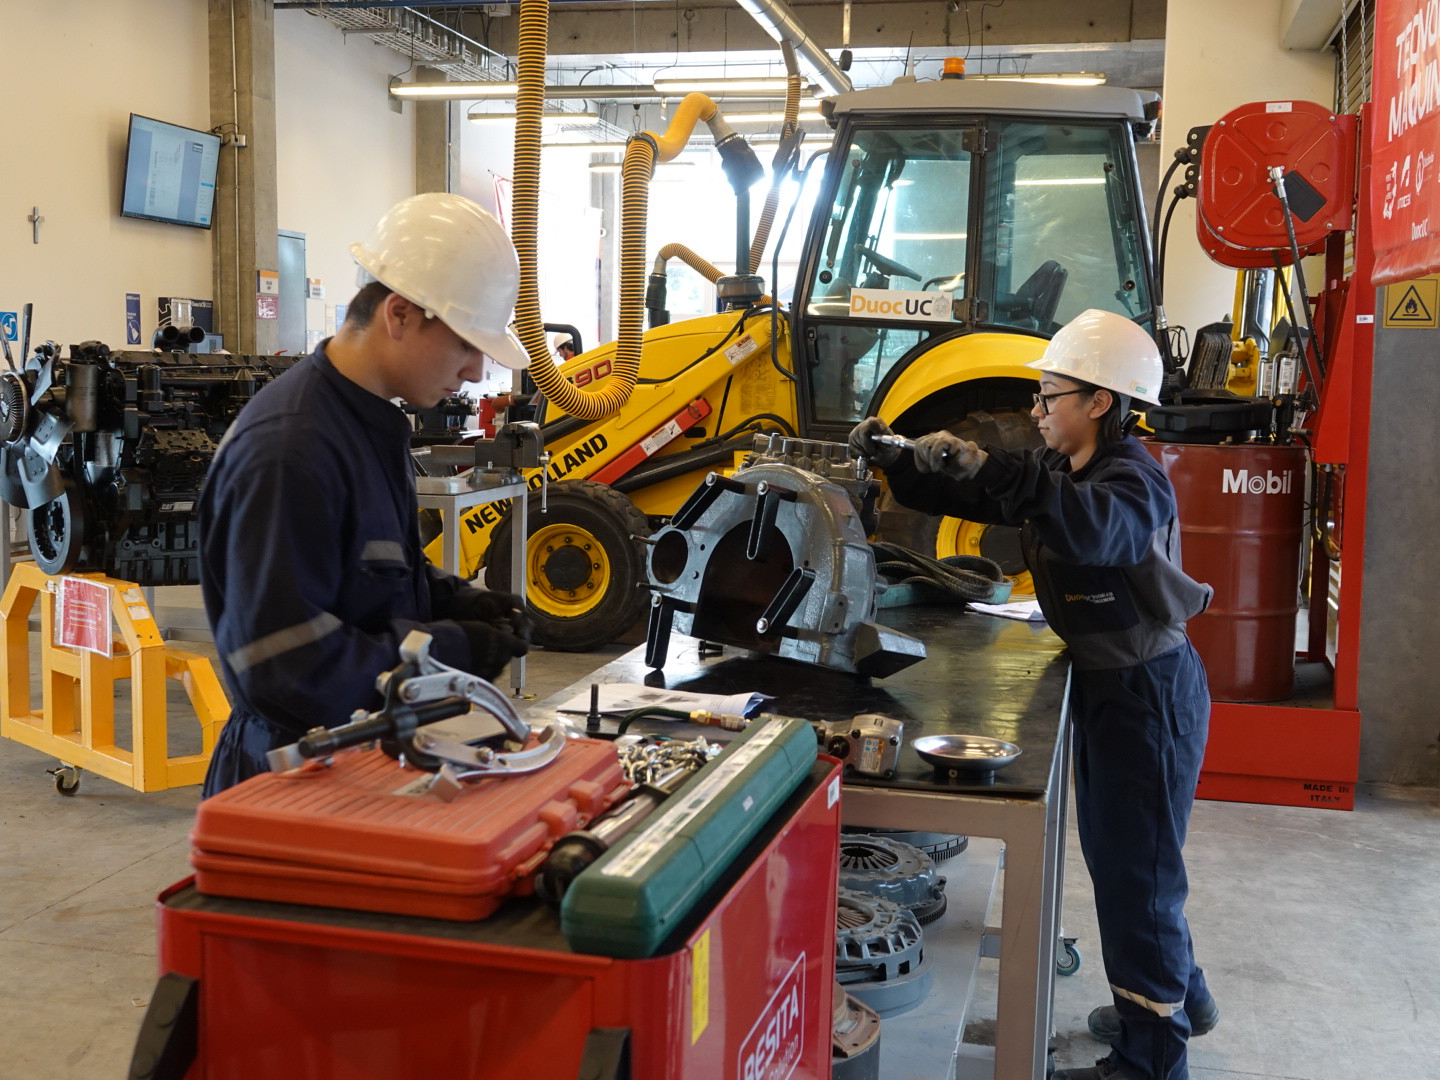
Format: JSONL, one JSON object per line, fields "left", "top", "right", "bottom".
{"left": 266, "top": 630, "right": 563, "bottom": 799}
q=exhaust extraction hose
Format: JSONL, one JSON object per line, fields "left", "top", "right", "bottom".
{"left": 512, "top": 0, "right": 733, "bottom": 420}
{"left": 748, "top": 65, "right": 803, "bottom": 274}
{"left": 655, "top": 243, "right": 725, "bottom": 285}
{"left": 511, "top": 0, "right": 641, "bottom": 421}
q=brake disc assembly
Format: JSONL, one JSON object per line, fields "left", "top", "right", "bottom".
{"left": 838, "top": 834, "right": 948, "bottom": 926}
{"left": 835, "top": 887, "right": 934, "bottom": 1018}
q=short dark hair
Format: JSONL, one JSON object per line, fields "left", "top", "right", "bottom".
{"left": 344, "top": 280, "right": 394, "bottom": 327}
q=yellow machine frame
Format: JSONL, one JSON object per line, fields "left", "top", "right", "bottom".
{"left": 0, "top": 563, "right": 230, "bottom": 793}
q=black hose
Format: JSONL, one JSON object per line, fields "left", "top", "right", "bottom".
{"left": 1270, "top": 174, "right": 1327, "bottom": 381}
{"left": 615, "top": 706, "right": 692, "bottom": 735}
{"left": 1271, "top": 252, "right": 1323, "bottom": 396}
{"left": 1151, "top": 152, "right": 1188, "bottom": 281}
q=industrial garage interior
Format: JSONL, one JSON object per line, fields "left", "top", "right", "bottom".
{"left": 1, "top": 2, "right": 1438, "bottom": 1080}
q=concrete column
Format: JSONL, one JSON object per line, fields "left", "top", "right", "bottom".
{"left": 209, "top": 0, "right": 279, "bottom": 354}
{"left": 415, "top": 66, "right": 457, "bottom": 194}
{"left": 1361, "top": 312, "right": 1440, "bottom": 788}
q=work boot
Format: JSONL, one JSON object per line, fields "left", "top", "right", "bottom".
{"left": 1087, "top": 995, "right": 1220, "bottom": 1044}
{"left": 1052, "top": 1057, "right": 1129, "bottom": 1080}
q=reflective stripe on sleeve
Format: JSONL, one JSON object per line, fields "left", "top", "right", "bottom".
{"left": 360, "top": 540, "right": 406, "bottom": 562}
{"left": 1110, "top": 984, "right": 1184, "bottom": 1018}
{"left": 227, "top": 612, "right": 343, "bottom": 674}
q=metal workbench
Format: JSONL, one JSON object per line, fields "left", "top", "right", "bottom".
{"left": 415, "top": 472, "right": 529, "bottom": 693}
{"left": 523, "top": 606, "right": 1072, "bottom": 1080}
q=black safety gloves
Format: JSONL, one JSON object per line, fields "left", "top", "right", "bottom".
{"left": 459, "top": 620, "right": 531, "bottom": 683}
{"left": 444, "top": 587, "right": 533, "bottom": 682}
{"left": 912, "top": 431, "right": 988, "bottom": 480}
{"left": 848, "top": 416, "right": 902, "bottom": 467}
{"left": 444, "top": 587, "right": 531, "bottom": 639}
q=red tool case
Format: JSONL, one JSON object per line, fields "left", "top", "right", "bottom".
{"left": 189, "top": 736, "right": 628, "bottom": 920}
{"left": 145, "top": 760, "right": 842, "bottom": 1080}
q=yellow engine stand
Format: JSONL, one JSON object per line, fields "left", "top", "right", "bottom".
{"left": 0, "top": 563, "right": 230, "bottom": 793}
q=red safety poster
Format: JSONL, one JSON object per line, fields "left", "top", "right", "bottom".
{"left": 1372, "top": 0, "right": 1440, "bottom": 284}
{"left": 55, "top": 577, "right": 113, "bottom": 657}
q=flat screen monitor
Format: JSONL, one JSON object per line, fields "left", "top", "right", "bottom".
{"left": 121, "top": 114, "right": 221, "bottom": 229}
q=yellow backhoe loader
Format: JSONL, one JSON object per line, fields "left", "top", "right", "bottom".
{"left": 424, "top": 2, "right": 1160, "bottom": 652}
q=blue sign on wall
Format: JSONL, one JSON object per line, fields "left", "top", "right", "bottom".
{"left": 0, "top": 312, "right": 16, "bottom": 342}
{"left": 126, "top": 293, "right": 141, "bottom": 345}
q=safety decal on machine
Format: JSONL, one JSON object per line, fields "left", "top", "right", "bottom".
{"left": 737, "top": 953, "right": 806, "bottom": 1080}
{"left": 600, "top": 721, "right": 787, "bottom": 878}
{"left": 827, "top": 776, "right": 841, "bottom": 809}
{"left": 725, "top": 333, "right": 759, "bottom": 365}
{"left": 641, "top": 419, "right": 684, "bottom": 457}
{"left": 690, "top": 929, "right": 711, "bottom": 1044}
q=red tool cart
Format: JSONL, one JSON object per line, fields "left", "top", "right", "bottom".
{"left": 131, "top": 759, "right": 841, "bottom": 1080}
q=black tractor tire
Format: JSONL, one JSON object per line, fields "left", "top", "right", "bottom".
{"left": 875, "top": 405, "right": 1045, "bottom": 583}
{"left": 486, "top": 479, "right": 652, "bottom": 653}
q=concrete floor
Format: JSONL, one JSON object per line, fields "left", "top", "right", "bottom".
{"left": 0, "top": 596, "right": 1437, "bottom": 1080}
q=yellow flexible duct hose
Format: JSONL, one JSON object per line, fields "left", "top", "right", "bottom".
{"left": 748, "top": 72, "right": 802, "bottom": 274}
{"left": 658, "top": 243, "right": 725, "bottom": 284}
{"left": 517, "top": 73, "right": 727, "bottom": 420}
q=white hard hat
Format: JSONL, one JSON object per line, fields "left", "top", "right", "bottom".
{"left": 1027, "top": 308, "right": 1164, "bottom": 406}
{"left": 350, "top": 193, "right": 530, "bottom": 370}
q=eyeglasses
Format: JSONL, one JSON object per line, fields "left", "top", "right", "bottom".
{"left": 1032, "top": 389, "right": 1091, "bottom": 415}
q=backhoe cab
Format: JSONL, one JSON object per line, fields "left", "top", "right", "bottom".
{"left": 434, "top": 80, "right": 1159, "bottom": 652}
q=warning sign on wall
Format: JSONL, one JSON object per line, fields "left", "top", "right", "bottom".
{"left": 55, "top": 577, "right": 113, "bottom": 657}
{"left": 1382, "top": 275, "right": 1440, "bottom": 328}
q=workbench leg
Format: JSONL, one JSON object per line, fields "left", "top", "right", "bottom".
{"left": 993, "top": 805, "right": 1053, "bottom": 1080}
{"left": 1043, "top": 717, "right": 1075, "bottom": 1035}
{"left": 509, "top": 488, "right": 526, "bottom": 694}
{"left": 441, "top": 509, "right": 460, "bottom": 577}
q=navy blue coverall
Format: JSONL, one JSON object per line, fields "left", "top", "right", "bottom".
{"left": 885, "top": 435, "right": 1215, "bottom": 1080}
{"left": 198, "top": 345, "right": 484, "bottom": 798}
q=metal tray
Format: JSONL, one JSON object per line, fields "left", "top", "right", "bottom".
{"left": 911, "top": 734, "right": 1022, "bottom": 774}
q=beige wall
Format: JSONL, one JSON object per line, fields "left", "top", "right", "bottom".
{"left": 274, "top": 10, "right": 416, "bottom": 348}
{"left": 0, "top": 5, "right": 417, "bottom": 356}
{"left": 0, "top": 1, "right": 213, "bottom": 349}
{"left": 1161, "top": 0, "right": 1336, "bottom": 337}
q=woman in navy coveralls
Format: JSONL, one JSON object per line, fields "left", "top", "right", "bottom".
{"left": 851, "top": 309, "right": 1219, "bottom": 1080}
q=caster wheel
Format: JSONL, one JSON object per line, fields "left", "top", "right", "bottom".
{"left": 1056, "top": 942, "right": 1082, "bottom": 976}
{"left": 50, "top": 766, "right": 81, "bottom": 796}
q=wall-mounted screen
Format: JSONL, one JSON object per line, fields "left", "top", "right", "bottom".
{"left": 121, "top": 114, "right": 221, "bottom": 229}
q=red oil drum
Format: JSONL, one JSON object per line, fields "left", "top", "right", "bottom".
{"left": 1145, "top": 441, "right": 1307, "bottom": 702}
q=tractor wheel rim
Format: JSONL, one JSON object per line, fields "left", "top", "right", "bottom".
{"left": 939, "top": 517, "right": 1035, "bottom": 598}
{"left": 526, "top": 521, "right": 612, "bottom": 618}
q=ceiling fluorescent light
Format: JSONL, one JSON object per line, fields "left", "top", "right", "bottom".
{"left": 726, "top": 109, "right": 824, "bottom": 124}
{"left": 652, "top": 77, "right": 818, "bottom": 95}
{"left": 981, "top": 73, "right": 1107, "bottom": 86}
{"left": 468, "top": 110, "right": 601, "bottom": 129}
{"left": 393, "top": 81, "right": 518, "bottom": 99}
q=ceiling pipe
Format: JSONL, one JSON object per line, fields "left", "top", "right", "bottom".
{"left": 734, "top": 0, "right": 853, "bottom": 96}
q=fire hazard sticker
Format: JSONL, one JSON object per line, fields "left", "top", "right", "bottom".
{"left": 738, "top": 954, "right": 806, "bottom": 1080}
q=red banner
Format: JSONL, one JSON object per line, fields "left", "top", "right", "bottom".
{"left": 1372, "top": 0, "right": 1440, "bottom": 285}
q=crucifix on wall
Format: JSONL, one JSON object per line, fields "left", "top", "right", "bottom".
{"left": 27, "top": 207, "right": 43, "bottom": 244}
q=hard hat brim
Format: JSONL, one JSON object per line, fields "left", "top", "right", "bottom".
{"left": 1025, "top": 354, "right": 1161, "bottom": 406}
{"left": 462, "top": 325, "right": 531, "bottom": 371}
